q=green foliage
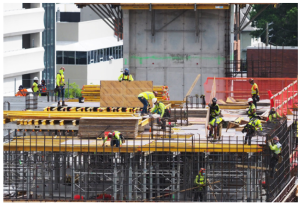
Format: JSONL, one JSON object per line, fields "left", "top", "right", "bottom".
{"left": 64, "top": 82, "right": 82, "bottom": 98}
{"left": 250, "top": 4, "right": 298, "bottom": 46}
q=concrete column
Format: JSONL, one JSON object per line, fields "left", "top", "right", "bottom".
{"left": 123, "top": 10, "right": 130, "bottom": 69}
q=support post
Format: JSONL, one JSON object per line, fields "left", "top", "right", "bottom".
{"left": 113, "top": 154, "right": 118, "bottom": 200}
{"left": 54, "top": 154, "right": 60, "bottom": 190}
{"left": 128, "top": 154, "right": 133, "bottom": 201}
{"left": 143, "top": 154, "right": 147, "bottom": 200}
{"left": 247, "top": 153, "right": 251, "bottom": 202}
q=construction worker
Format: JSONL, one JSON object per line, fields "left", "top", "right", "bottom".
{"left": 56, "top": 67, "right": 67, "bottom": 106}
{"left": 138, "top": 91, "right": 158, "bottom": 116}
{"left": 102, "top": 131, "right": 125, "bottom": 147}
{"left": 40, "top": 79, "right": 47, "bottom": 96}
{"left": 249, "top": 78, "right": 259, "bottom": 109}
{"left": 15, "top": 85, "right": 28, "bottom": 96}
{"left": 247, "top": 98, "right": 257, "bottom": 119}
{"left": 267, "top": 136, "right": 282, "bottom": 178}
{"left": 194, "top": 168, "right": 206, "bottom": 201}
{"left": 268, "top": 107, "right": 281, "bottom": 122}
{"left": 208, "top": 116, "right": 223, "bottom": 141}
{"left": 208, "top": 97, "right": 220, "bottom": 120}
{"left": 118, "top": 68, "right": 134, "bottom": 81}
{"left": 150, "top": 98, "right": 170, "bottom": 118}
{"left": 242, "top": 117, "right": 263, "bottom": 145}
{"left": 31, "top": 77, "right": 40, "bottom": 95}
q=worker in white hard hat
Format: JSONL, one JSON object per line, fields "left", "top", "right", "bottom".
{"left": 247, "top": 98, "right": 257, "bottom": 119}
{"left": 31, "top": 77, "right": 40, "bottom": 94}
{"left": 150, "top": 98, "right": 170, "bottom": 118}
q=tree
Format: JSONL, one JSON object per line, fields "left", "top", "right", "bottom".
{"left": 250, "top": 4, "right": 298, "bottom": 46}
{"left": 64, "top": 82, "right": 82, "bottom": 98}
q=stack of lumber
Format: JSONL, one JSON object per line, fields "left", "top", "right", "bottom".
{"left": 100, "top": 81, "right": 153, "bottom": 107}
{"left": 217, "top": 97, "right": 248, "bottom": 109}
{"left": 154, "top": 85, "right": 170, "bottom": 101}
{"left": 81, "top": 85, "right": 100, "bottom": 102}
{"left": 78, "top": 117, "right": 140, "bottom": 138}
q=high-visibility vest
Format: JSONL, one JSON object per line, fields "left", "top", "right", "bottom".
{"left": 251, "top": 83, "right": 259, "bottom": 95}
{"left": 138, "top": 92, "right": 155, "bottom": 100}
{"left": 32, "top": 82, "right": 39, "bottom": 92}
{"left": 209, "top": 116, "right": 223, "bottom": 126}
{"left": 247, "top": 103, "right": 257, "bottom": 117}
{"left": 247, "top": 118, "right": 262, "bottom": 131}
{"left": 194, "top": 174, "right": 206, "bottom": 190}
{"left": 210, "top": 104, "right": 220, "bottom": 118}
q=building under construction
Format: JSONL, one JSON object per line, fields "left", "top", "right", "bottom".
{"left": 3, "top": 3, "right": 298, "bottom": 202}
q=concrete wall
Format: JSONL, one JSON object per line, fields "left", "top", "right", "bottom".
{"left": 3, "top": 75, "right": 22, "bottom": 96}
{"left": 56, "top": 22, "right": 79, "bottom": 41}
{"left": 87, "top": 59, "right": 123, "bottom": 85}
{"left": 241, "top": 31, "right": 252, "bottom": 60}
{"left": 123, "top": 9, "right": 227, "bottom": 100}
{"left": 4, "top": 35, "right": 22, "bottom": 52}
{"left": 56, "top": 65, "right": 87, "bottom": 88}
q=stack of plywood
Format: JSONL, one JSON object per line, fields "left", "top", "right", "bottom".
{"left": 100, "top": 81, "right": 153, "bottom": 107}
{"left": 81, "top": 85, "right": 100, "bottom": 102}
{"left": 78, "top": 117, "right": 140, "bottom": 138}
{"left": 154, "top": 85, "right": 170, "bottom": 101}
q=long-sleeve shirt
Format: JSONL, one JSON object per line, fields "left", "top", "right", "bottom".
{"left": 151, "top": 102, "right": 166, "bottom": 117}
{"left": 268, "top": 142, "right": 282, "bottom": 154}
{"left": 194, "top": 174, "right": 206, "bottom": 190}
{"left": 138, "top": 92, "right": 155, "bottom": 100}
{"left": 118, "top": 74, "right": 134, "bottom": 81}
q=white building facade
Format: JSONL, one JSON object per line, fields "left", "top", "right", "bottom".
{"left": 3, "top": 3, "right": 45, "bottom": 96}
{"left": 56, "top": 4, "right": 123, "bottom": 88}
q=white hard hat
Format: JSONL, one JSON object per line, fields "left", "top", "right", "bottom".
{"left": 33, "top": 77, "right": 38, "bottom": 81}
{"left": 248, "top": 98, "right": 253, "bottom": 103}
{"left": 152, "top": 98, "right": 157, "bottom": 104}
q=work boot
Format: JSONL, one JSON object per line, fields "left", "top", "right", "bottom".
{"left": 57, "top": 101, "right": 60, "bottom": 106}
{"left": 62, "top": 101, "right": 67, "bottom": 106}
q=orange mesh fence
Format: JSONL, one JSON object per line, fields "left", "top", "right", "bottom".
{"left": 204, "top": 77, "right": 297, "bottom": 103}
{"left": 271, "top": 79, "right": 298, "bottom": 116}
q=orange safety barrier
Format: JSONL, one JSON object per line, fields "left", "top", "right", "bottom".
{"left": 270, "top": 79, "right": 298, "bottom": 116}
{"left": 204, "top": 77, "right": 297, "bottom": 103}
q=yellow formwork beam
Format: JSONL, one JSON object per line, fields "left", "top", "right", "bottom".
{"left": 3, "top": 111, "right": 134, "bottom": 120}
{"left": 3, "top": 137, "right": 262, "bottom": 153}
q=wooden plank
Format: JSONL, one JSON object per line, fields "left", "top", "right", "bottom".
{"left": 205, "top": 77, "right": 216, "bottom": 137}
{"left": 184, "top": 74, "right": 201, "bottom": 101}
{"left": 226, "top": 96, "right": 236, "bottom": 103}
{"left": 100, "top": 81, "right": 153, "bottom": 107}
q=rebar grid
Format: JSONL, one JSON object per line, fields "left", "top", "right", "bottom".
{"left": 3, "top": 117, "right": 297, "bottom": 202}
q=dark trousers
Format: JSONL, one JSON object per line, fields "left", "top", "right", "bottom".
{"left": 245, "top": 132, "right": 254, "bottom": 145}
{"left": 138, "top": 97, "right": 148, "bottom": 114}
{"left": 270, "top": 155, "right": 279, "bottom": 177}
{"left": 252, "top": 95, "right": 257, "bottom": 109}
{"left": 58, "top": 86, "right": 65, "bottom": 102}
{"left": 194, "top": 189, "right": 204, "bottom": 201}
{"left": 110, "top": 139, "right": 120, "bottom": 147}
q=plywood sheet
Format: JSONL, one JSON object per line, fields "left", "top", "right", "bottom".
{"left": 100, "top": 81, "right": 153, "bottom": 107}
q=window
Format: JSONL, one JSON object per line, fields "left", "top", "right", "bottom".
{"left": 90, "top": 51, "right": 94, "bottom": 63}
{"left": 112, "top": 47, "right": 116, "bottom": 59}
{"left": 99, "top": 49, "right": 103, "bottom": 61}
{"left": 95, "top": 50, "right": 98, "bottom": 63}
{"left": 76, "top": 52, "right": 87, "bottom": 65}
{"left": 57, "top": 51, "right": 63, "bottom": 64}
{"left": 63, "top": 51, "right": 75, "bottom": 64}
{"left": 104, "top": 48, "right": 107, "bottom": 61}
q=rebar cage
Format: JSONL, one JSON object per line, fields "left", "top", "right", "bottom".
{"left": 3, "top": 118, "right": 297, "bottom": 202}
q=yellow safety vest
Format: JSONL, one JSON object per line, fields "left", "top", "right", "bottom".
{"left": 251, "top": 83, "right": 259, "bottom": 95}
